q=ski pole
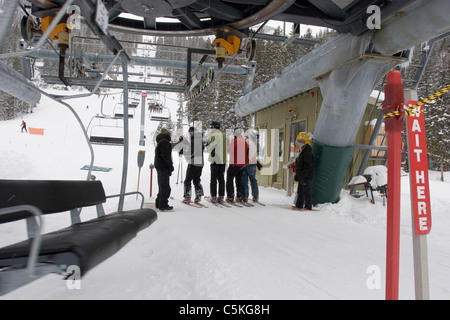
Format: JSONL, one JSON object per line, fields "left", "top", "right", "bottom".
{"left": 176, "top": 156, "right": 181, "bottom": 185}
{"left": 149, "top": 163, "right": 154, "bottom": 197}
{"left": 137, "top": 150, "right": 145, "bottom": 199}
{"left": 180, "top": 156, "right": 183, "bottom": 183}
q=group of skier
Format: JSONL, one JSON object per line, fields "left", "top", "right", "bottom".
{"left": 154, "top": 120, "right": 315, "bottom": 212}
{"left": 148, "top": 101, "right": 163, "bottom": 113}
{"left": 153, "top": 121, "right": 262, "bottom": 211}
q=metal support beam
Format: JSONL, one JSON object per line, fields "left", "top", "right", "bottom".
{"left": 41, "top": 76, "right": 186, "bottom": 92}
{"left": 371, "top": 0, "right": 450, "bottom": 55}
{"left": 118, "top": 52, "right": 129, "bottom": 213}
{"left": 25, "top": 49, "right": 249, "bottom": 76}
{"left": 314, "top": 55, "right": 401, "bottom": 147}
{"left": 233, "top": 32, "right": 376, "bottom": 117}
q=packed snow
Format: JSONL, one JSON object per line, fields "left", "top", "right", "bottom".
{"left": 1, "top": 86, "right": 449, "bottom": 300}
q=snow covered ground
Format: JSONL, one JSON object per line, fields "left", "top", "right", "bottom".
{"left": 1, "top": 87, "right": 449, "bottom": 300}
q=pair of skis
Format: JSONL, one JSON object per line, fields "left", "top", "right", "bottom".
{"left": 171, "top": 196, "right": 266, "bottom": 209}
{"left": 204, "top": 196, "right": 258, "bottom": 208}
{"left": 204, "top": 196, "right": 232, "bottom": 208}
{"left": 226, "top": 199, "right": 254, "bottom": 208}
{"left": 170, "top": 197, "right": 208, "bottom": 208}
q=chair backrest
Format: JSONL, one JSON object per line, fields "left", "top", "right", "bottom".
{"left": 0, "top": 180, "right": 106, "bottom": 223}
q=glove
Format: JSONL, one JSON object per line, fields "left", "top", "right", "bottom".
{"left": 256, "top": 161, "right": 262, "bottom": 170}
{"left": 178, "top": 136, "right": 183, "bottom": 142}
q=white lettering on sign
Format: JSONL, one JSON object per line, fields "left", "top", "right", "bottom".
{"left": 406, "top": 100, "right": 431, "bottom": 235}
{"left": 416, "top": 185, "right": 425, "bottom": 199}
{"left": 417, "top": 201, "right": 427, "bottom": 215}
{"left": 413, "top": 149, "right": 423, "bottom": 162}
{"left": 411, "top": 119, "right": 422, "bottom": 132}
{"left": 419, "top": 217, "right": 428, "bottom": 231}
{"left": 415, "top": 170, "right": 425, "bottom": 184}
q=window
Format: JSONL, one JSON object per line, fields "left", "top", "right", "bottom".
{"left": 289, "top": 121, "right": 306, "bottom": 159}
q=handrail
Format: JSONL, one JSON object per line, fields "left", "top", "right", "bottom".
{"left": 106, "top": 191, "right": 145, "bottom": 210}
{"left": 0, "top": 205, "right": 43, "bottom": 277}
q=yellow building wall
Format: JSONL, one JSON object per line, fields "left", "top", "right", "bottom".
{"left": 253, "top": 88, "right": 385, "bottom": 192}
{"left": 253, "top": 88, "right": 322, "bottom": 190}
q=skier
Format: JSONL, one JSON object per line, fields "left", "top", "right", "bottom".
{"left": 20, "top": 120, "right": 27, "bottom": 133}
{"left": 154, "top": 128, "right": 175, "bottom": 211}
{"left": 292, "top": 132, "right": 314, "bottom": 211}
{"left": 181, "top": 126, "right": 205, "bottom": 203}
{"left": 207, "top": 121, "right": 226, "bottom": 204}
{"left": 226, "top": 128, "right": 248, "bottom": 204}
{"left": 243, "top": 130, "right": 260, "bottom": 203}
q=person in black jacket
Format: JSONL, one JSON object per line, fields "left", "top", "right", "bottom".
{"left": 154, "top": 128, "right": 175, "bottom": 210}
{"left": 293, "top": 136, "right": 314, "bottom": 211}
{"left": 181, "top": 126, "right": 205, "bottom": 203}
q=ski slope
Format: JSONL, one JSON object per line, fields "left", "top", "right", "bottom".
{"left": 1, "top": 87, "right": 450, "bottom": 300}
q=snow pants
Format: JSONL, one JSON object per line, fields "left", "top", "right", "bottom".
{"left": 156, "top": 169, "right": 171, "bottom": 208}
{"left": 295, "top": 179, "right": 312, "bottom": 210}
{"left": 184, "top": 164, "right": 204, "bottom": 199}
{"left": 242, "top": 164, "right": 259, "bottom": 198}
{"left": 210, "top": 163, "right": 225, "bottom": 198}
{"left": 226, "top": 165, "right": 245, "bottom": 201}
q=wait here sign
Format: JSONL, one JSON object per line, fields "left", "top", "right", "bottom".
{"left": 406, "top": 100, "right": 432, "bottom": 235}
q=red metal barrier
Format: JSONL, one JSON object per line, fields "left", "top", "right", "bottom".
{"left": 382, "top": 70, "right": 404, "bottom": 300}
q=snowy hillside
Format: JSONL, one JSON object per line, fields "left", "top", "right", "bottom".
{"left": 1, "top": 86, "right": 449, "bottom": 301}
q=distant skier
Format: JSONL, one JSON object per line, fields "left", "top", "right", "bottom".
{"left": 21, "top": 120, "right": 27, "bottom": 133}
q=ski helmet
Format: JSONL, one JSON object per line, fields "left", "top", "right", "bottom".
{"left": 296, "top": 132, "right": 312, "bottom": 145}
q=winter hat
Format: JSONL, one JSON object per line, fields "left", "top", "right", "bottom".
{"left": 188, "top": 126, "right": 195, "bottom": 133}
{"left": 210, "top": 121, "right": 220, "bottom": 129}
{"left": 234, "top": 127, "right": 243, "bottom": 136}
{"left": 161, "top": 127, "right": 171, "bottom": 137}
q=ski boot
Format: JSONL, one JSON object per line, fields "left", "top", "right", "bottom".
{"left": 182, "top": 197, "right": 191, "bottom": 204}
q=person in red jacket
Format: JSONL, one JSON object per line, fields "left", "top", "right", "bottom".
{"left": 21, "top": 120, "right": 27, "bottom": 133}
{"left": 226, "top": 128, "right": 249, "bottom": 204}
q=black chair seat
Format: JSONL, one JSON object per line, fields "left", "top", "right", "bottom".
{"left": 0, "top": 209, "right": 156, "bottom": 275}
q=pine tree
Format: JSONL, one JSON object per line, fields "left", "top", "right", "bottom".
{"left": 0, "top": 8, "right": 31, "bottom": 120}
{"left": 420, "top": 38, "right": 450, "bottom": 177}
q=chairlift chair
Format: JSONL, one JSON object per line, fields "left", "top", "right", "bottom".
{"left": 149, "top": 106, "right": 170, "bottom": 122}
{"left": 113, "top": 103, "right": 134, "bottom": 119}
{"left": 129, "top": 93, "right": 140, "bottom": 108}
{"left": 87, "top": 115, "right": 124, "bottom": 146}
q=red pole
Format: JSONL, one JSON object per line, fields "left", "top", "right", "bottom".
{"left": 382, "top": 70, "right": 404, "bottom": 300}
